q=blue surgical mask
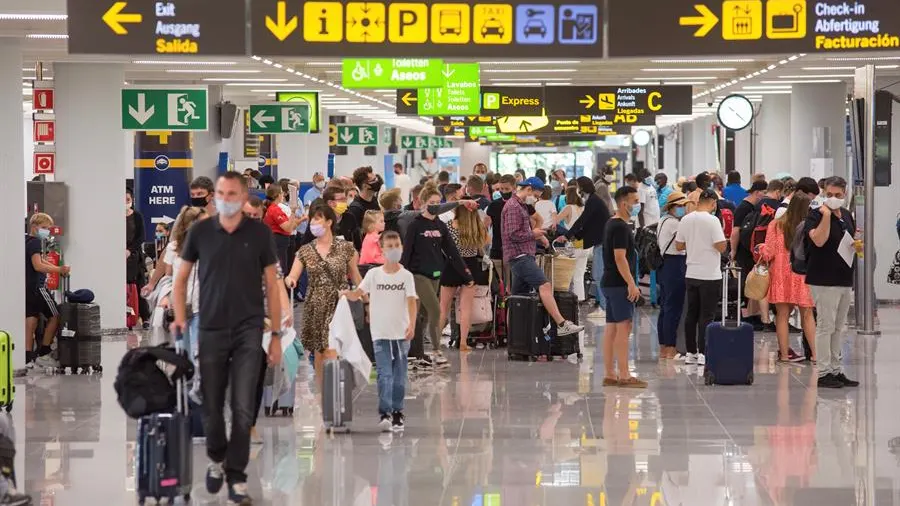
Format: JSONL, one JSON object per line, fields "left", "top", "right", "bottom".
{"left": 36, "top": 228, "right": 50, "bottom": 239}
{"left": 644, "top": 176, "right": 653, "bottom": 186}
{"left": 492, "top": 190, "right": 502, "bottom": 200}
{"left": 155, "top": 232, "right": 166, "bottom": 240}
{"left": 550, "top": 180, "right": 561, "bottom": 191}
{"left": 629, "top": 205, "right": 640, "bottom": 218}
{"left": 674, "top": 207, "right": 686, "bottom": 218}
{"left": 215, "top": 198, "right": 242, "bottom": 217}
{"left": 383, "top": 248, "right": 403, "bottom": 264}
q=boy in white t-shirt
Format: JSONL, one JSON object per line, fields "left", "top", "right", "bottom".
{"left": 343, "top": 231, "right": 418, "bottom": 432}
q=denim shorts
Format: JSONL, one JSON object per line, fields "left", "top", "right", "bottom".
{"left": 601, "top": 286, "right": 634, "bottom": 323}
{"left": 509, "top": 255, "right": 548, "bottom": 295}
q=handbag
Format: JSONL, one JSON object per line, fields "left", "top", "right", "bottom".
{"left": 456, "top": 263, "right": 493, "bottom": 326}
{"left": 744, "top": 262, "right": 770, "bottom": 301}
{"left": 888, "top": 251, "right": 900, "bottom": 285}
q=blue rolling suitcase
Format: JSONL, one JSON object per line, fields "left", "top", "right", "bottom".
{"left": 704, "top": 266, "right": 755, "bottom": 386}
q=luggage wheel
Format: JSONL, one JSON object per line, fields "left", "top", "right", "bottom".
{"left": 4, "top": 403, "right": 11, "bottom": 413}
{"left": 746, "top": 372, "right": 754, "bottom": 385}
{"left": 704, "top": 371, "right": 714, "bottom": 386}
{"left": 576, "top": 353, "right": 584, "bottom": 359}
{"left": 280, "top": 407, "right": 293, "bottom": 416}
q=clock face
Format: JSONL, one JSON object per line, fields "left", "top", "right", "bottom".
{"left": 717, "top": 95, "right": 754, "bottom": 131}
{"left": 632, "top": 129, "right": 652, "bottom": 146}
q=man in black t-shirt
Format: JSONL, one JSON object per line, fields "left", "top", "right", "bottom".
{"left": 804, "top": 177, "right": 859, "bottom": 389}
{"left": 171, "top": 172, "right": 282, "bottom": 505}
{"left": 599, "top": 186, "right": 646, "bottom": 388}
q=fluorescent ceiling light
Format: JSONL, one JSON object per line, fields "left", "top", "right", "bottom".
{"left": 249, "top": 89, "right": 304, "bottom": 93}
{"left": 205, "top": 78, "right": 287, "bottom": 82}
{"left": 827, "top": 56, "right": 900, "bottom": 61}
{"left": 23, "top": 89, "right": 32, "bottom": 96}
{"left": 487, "top": 77, "right": 571, "bottom": 81}
{"left": 632, "top": 76, "right": 716, "bottom": 80}
{"left": 742, "top": 85, "right": 792, "bottom": 89}
{"left": 802, "top": 66, "right": 855, "bottom": 71}
{"left": 642, "top": 67, "right": 737, "bottom": 72}
{"left": 761, "top": 79, "right": 841, "bottom": 84}
{"left": 482, "top": 68, "right": 577, "bottom": 73}
{"left": 372, "top": 89, "right": 394, "bottom": 92}
{"left": 778, "top": 74, "right": 853, "bottom": 79}
{"left": 0, "top": 13, "right": 66, "bottom": 20}
{"left": 480, "top": 60, "right": 582, "bottom": 65}
{"left": 662, "top": 81, "right": 706, "bottom": 85}
{"left": 305, "top": 61, "right": 342, "bottom": 66}
{"left": 740, "top": 89, "right": 791, "bottom": 94}
{"left": 650, "top": 58, "right": 753, "bottom": 63}
{"left": 324, "top": 70, "right": 342, "bottom": 74}
{"left": 25, "top": 33, "right": 67, "bottom": 39}
{"left": 166, "top": 69, "right": 261, "bottom": 74}
{"left": 133, "top": 60, "right": 238, "bottom": 65}
{"left": 225, "top": 82, "right": 302, "bottom": 87}
{"left": 627, "top": 81, "right": 659, "bottom": 85}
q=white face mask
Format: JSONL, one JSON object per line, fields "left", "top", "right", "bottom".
{"left": 824, "top": 196, "right": 844, "bottom": 210}
{"left": 315, "top": 180, "right": 326, "bottom": 189}
{"left": 525, "top": 195, "right": 538, "bottom": 206}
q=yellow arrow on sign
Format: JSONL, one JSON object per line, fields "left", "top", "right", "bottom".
{"left": 401, "top": 92, "right": 418, "bottom": 107}
{"left": 266, "top": 0, "right": 298, "bottom": 41}
{"left": 606, "top": 157, "right": 620, "bottom": 170}
{"left": 103, "top": 2, "right": 142, "bottom": 35}
{"left": 579, "top": 95, "right": 596, "bottom": 109}
{"left": 679, "top": 4, "right": 719, "bottom": 37}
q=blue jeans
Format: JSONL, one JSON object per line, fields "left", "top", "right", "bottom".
{"left": 183, "top": 315, "right": 201, "bottom": 392}
{"left": 373, "top": 340, "right": 410, "bottom": 415}
{"left": 657, "top": 255, "right": 687, "bottom": 347}
{"left": 592, "top": 246, "right": 606, "bottom": 309}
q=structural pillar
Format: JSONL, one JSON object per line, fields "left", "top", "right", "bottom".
{"left": 134, "top": 131, "right": 193, "bottom": 241}
{"left": 191, "top": 85, "right": 223, "bottom": 181}
{"left": 758, "top": 94, "right": 791, "bottom": 178}
{"left": 55, "top": 63, "right": 127, "bottom": 330}
{"left": 258, "top": 134, "right": 278, "bottom": 179}
{"left": 790, "top": 83, "right": 847, "bottom": 180}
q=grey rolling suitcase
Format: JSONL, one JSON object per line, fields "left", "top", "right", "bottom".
{"left": 322, "top": 358, "right": 354, "bottom": 433}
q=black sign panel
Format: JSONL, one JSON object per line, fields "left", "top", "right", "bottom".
{"left": 495, "top": 115, "right": 633, "bottom": 134}
{"left": 396, "top": 89, "right": 418, "bottom": 115}
{"left": 480, "top": 86, "right": 545, "bottom": 116}
{"left": 252, "top": 0, "right": 602, "bottom": 58}
{"left": 433, "top": 116, "right": 497, "bottom": 127}
{"left": 67, "top": 0, "right": 246, "bottom": 55}
{"left": 542, "top": 86, "right": 693, "bottom": 118}
{"left": 608, "top": 0, "right": 900, "bottom": 57}
{"left": 435, "top": 126, "right": 469, "bottom": 136}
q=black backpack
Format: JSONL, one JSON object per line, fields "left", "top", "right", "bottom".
{"left": 114, "top": 345, "right": 194, "bottom": 419}
{"left": 790, "top": 222, "right": 810, "bottom": 275}
{"left": 738, "top": 202, "right": 778, "bottom": 261}
{"left": 635, "top": 226, "right": 663, "bottom": 276}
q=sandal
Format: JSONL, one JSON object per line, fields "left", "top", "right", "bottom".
{"left": 602, "top": 377, "right": 619, "bottom": 386}
{"left": 618, "top": 377, "right": 648, "bottom": 389}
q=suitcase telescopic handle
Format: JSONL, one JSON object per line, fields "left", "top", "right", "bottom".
{"left": 722, "top": 263, "right": 742, "bottom": 325}
{"left": 173, "top": 333, "right": 188, "bottom": 416}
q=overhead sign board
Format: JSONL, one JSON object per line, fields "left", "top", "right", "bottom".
{"left": 433, "top": 115, "right": 496, "bottom": 126}
{"left": 608, "top": 0, "right": 900, "bottom": 57}
{"left": 342, "top": 58, "right": 446, "bottom": 88}
{"left": 251, "top": 0, "right": 603, "bottom": 57}
{"left": 335, "top": 124, "right": 379, "bottom": 145}
{"left": 248, "top": 103, "right": 311, "bottom": 134}
{"left": 67, "top": 0, "right": 246, "bottom": 55}
{"left": 419, "top": 63, "right": 481, "bottom": 115}
{"left": 276, "top": 91, "right": 321, "bottom": 132}
{"left": 542, "top": 85, "right": 693, "bottom": 119}
{"left": 121, "top": 88, "right": 208, "bottom": 131}
{"left": 495, "top": 114, "right": 634, "bottom": 134}
{"left": 480, "top": 86, "right": 545, "bottom": 116}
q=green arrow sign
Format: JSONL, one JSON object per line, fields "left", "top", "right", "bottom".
{"left": 336, "top": 124, "right": 378, "bottom": 146}
{"left": 121, "top": 88, "right": 208, "bottom": 131}
{"left": 418, "top": 63, "right": 480, "bottom": 116}
{"left": 248, "top": 103, "right": 310, "bottom": 134}
{"left": 468, "top": 126, "right": 497, "bottom": 136}
{"left": 400, "top": 135, "right": 432, "bottom": 149}
{"left": 342, "top": 59, "right": 445, "bottom": 89}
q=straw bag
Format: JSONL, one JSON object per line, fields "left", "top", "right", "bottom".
{"left": 744, "top": 262, "right": 770, "bottom": 301}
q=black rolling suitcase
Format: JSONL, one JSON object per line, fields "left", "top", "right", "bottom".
{"left": 549, "top": 291, "right": 582, "bottom": 358}
{"left": 135, "top": 339, "right": 193, "bottom": 505}
{"left": 506, "top": 295, "right": 550, "bottom": 361}
{"left": 56, "top": 278, "right": 103, "bottom": 374}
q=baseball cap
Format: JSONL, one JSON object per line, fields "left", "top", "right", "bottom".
{"left": 517, "top": 176, "right": 545, "bottom": 191}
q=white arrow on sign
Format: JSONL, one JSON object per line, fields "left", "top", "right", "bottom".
{"left": 442, "top": 64, "right": 455, "bottom": 79}
{"left": 253, "top": 109, "right": 275, "bottom": 129}
{"left": 340, "top": 127, "right": 354, "bottom": 143}
{"left": 402, "top": 137, "right": 412, "bottom": 148}
{"left": 151, "top": 215, "right": 175, "bottom": 225}
{"left": 128, "top": 93, "right": 154, "bottom": 125}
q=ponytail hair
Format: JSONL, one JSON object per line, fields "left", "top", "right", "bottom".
{"left": 263, "top": 185, "right": 283, "bottom": 214}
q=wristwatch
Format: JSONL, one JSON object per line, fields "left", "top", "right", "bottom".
{"left": 271, "top": 331, "right": 282, "bottom": 338}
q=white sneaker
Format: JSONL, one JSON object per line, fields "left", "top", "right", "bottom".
{"left": 696, "top": 354, "right": 706, "bottom": 366}
{"left": 431, "top": 353, "right": 449, "bottom": 365}
{"left": 684, "top": 353, "right": 697, "bottom": 365}
{"left": 587, "top": 308, "right": 607, "bottom": 320}
{"left": 442, "top": 324, "right": 452, "bottom": 336}
{"left": 556, "top": 320, "right": 585, "bottom": 337}
{"left": 672, "top": 353, "right": 686, "bottom": 362}
{"left": 35, "top": 355, "right": 59, "bottom": 369}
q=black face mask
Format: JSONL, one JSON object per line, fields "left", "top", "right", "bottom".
{"left": 501, "top": 192, "right": 513, "bottom": 200}
{"left": 191, "top": 196, "right": 208, "bottom": 207}
{"left": 368, "top": 178, "right": 383, "bottom": 193}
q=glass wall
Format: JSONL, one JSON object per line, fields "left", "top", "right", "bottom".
{"left": 489, "top": 150, "right": 595, "bottom": 180}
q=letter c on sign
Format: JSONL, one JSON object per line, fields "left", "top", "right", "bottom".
{"left": 648, "top": 92, "right": 662, "bottom": 111}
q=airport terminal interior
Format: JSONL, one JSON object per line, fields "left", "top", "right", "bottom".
{"left": 4, "top": 0, "right": 900, "bottom": 504}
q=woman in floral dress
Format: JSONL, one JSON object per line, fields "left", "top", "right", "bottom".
{"left": 285, "top": 203, "right": 362, "bottom": 387}
{"left": 758, "top": 194, "right": 816, "bottom": 363}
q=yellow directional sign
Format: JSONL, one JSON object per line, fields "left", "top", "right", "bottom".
{"left": 766, "top": 0, "right": 806, "bottom": 39}
{"left": 606, "top": 157, "right": 620, "bottom": 170}
{"left": 346, "top": 2, "right": 386, "bottom": 42}
{"left": 304, "top": 2, "right": 343, "bottom": 42}
{"left": 102, "top": 2, "right": 142, "bottom": 35}
{"left": 496, "top": 114, "right": 549, "bottom": 133}
{"left": 431, "top": 4, "right": 471, "bottom": 43}
{"left": 401, "top": 91, "right": 417, "bottom": 107}
{"left": 389, "top": 3, "right": 428, "bottom": 43}
{"left": 473, "top": 3, "right": 512, "bottom": 44}
{"left": 266, "top": 1, "right": 298, "bottom": 41}
{"left": 579, "top": 95, "right": 595, "bottom": 109}
{"left": 722, "top": 0, "right": 762, "bottom": 40}
{"left": 678, "top": 4, "right": 718, "bottom": 37}
{"left": 598, "top": 93, "right": 615, "bottom": 110}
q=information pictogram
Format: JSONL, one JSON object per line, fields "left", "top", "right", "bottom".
{"left": 34, "top": 153, "right": 55, "bottom": 175}
{"left": 389, "top": 3, "right": 428, "bottom": 42}
{"left": 515, "top": 4, "right": 554, "bottom": 44}
{"left": 558, "top": 4, "right": 597, "bottom": 44}
{"left": 304, "top": 2, "right": 343, "bottom": 42}
{"left": 346, "top": 2, "right": 386, "bottom": 42}
{"left": 721, "top": 0, "right": 762, "bottom": 40}
{"left": 432, "top": 4, "right": 471, "bottom": 43}
{"left": 766, "top": 0, "right": 805, "bottom": 39}
{"left": 474, "top": 3, "right": 513, "bottom": 44}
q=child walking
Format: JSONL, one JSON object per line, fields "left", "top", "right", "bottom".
{"left": 359, "top": 210, "right": 386, "bottom": 266}
{"left": 343, "top": 231, "right": 418, "bottom": 432}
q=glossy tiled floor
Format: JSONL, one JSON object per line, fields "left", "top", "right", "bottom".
{"left": 14, "top": 305, "right": 900, "bottom": 505}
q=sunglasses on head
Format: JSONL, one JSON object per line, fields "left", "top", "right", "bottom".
{"left": 700, "top": 189, "right": 718, "bottom": 200}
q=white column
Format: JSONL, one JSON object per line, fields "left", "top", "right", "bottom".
{"left": 54, "top": 63, "right": 127, "bottom": 329}
{"left": 0, "top": 40, "right": 25, "bottom": 368}
{"left": 191, "top": 85, "right": 224, "bottom": 181}
{"left": 277, "top": 126, "right": 330, "bottom": 182}
{"left": 790, "top": 83, "right": 847, "bottom": 179}
{"left": 758, "top": 94, "right": 791, "bottom": 178}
